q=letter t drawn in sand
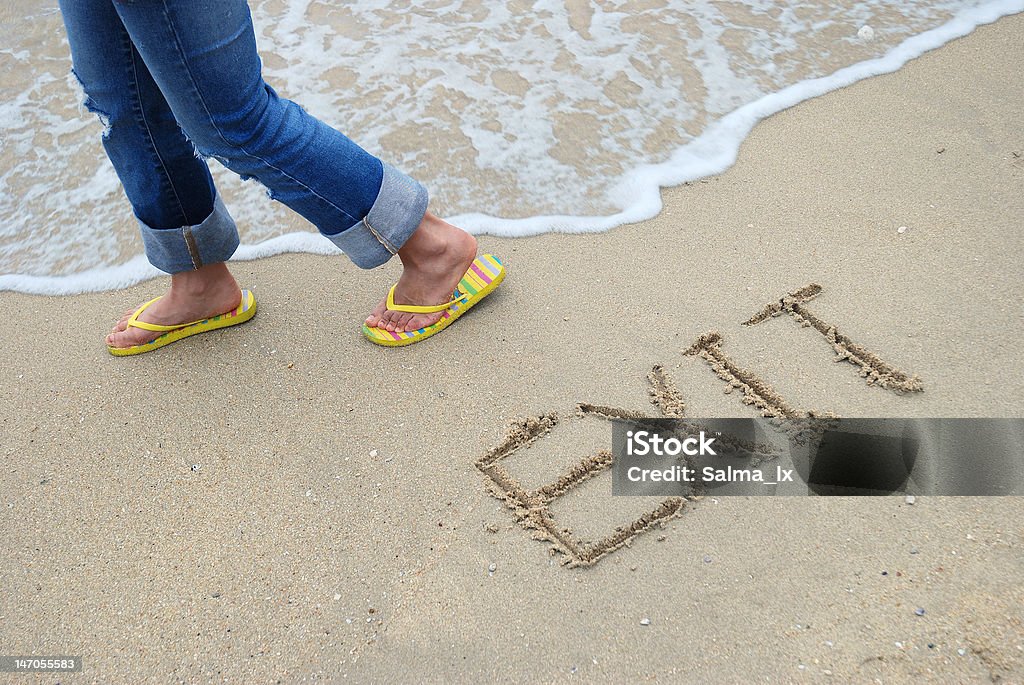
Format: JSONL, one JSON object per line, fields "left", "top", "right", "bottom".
{"left": 743, "top": 284, "right": 923, "bottom": 393}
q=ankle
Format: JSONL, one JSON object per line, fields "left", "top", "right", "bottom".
{"left": 398, "top": 213, "right": 475, "bottom": 268}
{"left": 168, "top": 263, "right": 238, "bottom": 298}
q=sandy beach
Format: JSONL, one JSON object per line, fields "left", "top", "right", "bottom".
{"left": 1, "top": 12, "right": 1022, "bottom": 684}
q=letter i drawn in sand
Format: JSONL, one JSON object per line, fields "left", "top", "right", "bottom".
{"left": 683, "top": 331, "right": 812, "bottom": 420}
{"left": 476, "top": 366, "right": 691, "bottom": 567}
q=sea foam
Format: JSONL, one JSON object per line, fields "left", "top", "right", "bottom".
{"left": 0, "top": 0, "right": 1021, "bottom": 295}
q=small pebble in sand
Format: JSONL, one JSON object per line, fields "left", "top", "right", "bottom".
{"left": 915, "top": 608, "right": 926, "bottom": 616}
{"left": 905, "top": 495, "right": 916, "bottom": 504}
{"left": 640, "top": 618, "right": 651, "bottom": 626}
{"left": 857, "top": 25, "right": 875, "bottom": 41}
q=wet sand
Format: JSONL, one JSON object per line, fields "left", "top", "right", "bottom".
{"left": 1, "top": 14, "right": 1022, "bottom": 684}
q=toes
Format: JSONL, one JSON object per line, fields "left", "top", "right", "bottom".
{"left": 392, "top": 311, "right": 416, "bottom": 333}
{"left": 365, "top": 298, "right": 387, "bottom": 328}
{"left": 106, "top": 304, "right": 152, "bottom": 348}
{"left": 407, "top": 312, "right": 441, "bottom": 332}
{"left": 107, "top": 326, "right": 157, "bottom": 349}
{"left": 106, "top": 329, "right": 131, "bottom": 349}
{"left": 372, "top": 303, "right": 444, "bottom": 334}
{"left": 112, "top": 304, "right": 138, "bottom": 334}
{"left": 387, "top": 312, "right": 404, "bottom": 332}
{"left": 379, "top": 307, "right": 401, "bottom": 330}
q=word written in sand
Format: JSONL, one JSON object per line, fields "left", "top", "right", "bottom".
{"left": 481, "top": 286, "right": 922, "bottom": 566}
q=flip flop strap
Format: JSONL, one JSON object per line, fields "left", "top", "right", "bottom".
{"left": 385, "top": 285, "right": 468, "bottom": 314}
{"left": 125, "top": 296, "right": 208, "bottom": 332}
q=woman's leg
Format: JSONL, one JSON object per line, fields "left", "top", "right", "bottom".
{"left": 59, "top": 0, "right": 245, "bottom": 348}
{"left": 110, "top": 0, "right": 476, "bottom": 333}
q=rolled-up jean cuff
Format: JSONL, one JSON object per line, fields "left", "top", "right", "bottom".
{"left": 137, "top": 194, "right": 240, "bottom": 273}
{"left": 322, "top": 162, "right": 428, "bottom": 269}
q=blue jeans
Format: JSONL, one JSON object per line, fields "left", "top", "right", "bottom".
{"left": 59, "top": 0, "right": 428, "bottom": 272}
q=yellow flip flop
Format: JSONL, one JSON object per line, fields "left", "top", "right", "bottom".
{"left": 363, "top": 254, "right": 505, "bottom": 347}
{"left": 107, "top": 289, "right": 257, "bottom": 356}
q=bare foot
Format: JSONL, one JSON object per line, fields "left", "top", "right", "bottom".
{"left": 106, "top": 262, "right": 242, "bottom": 348}
{"left": 364, "top": 211, "right": 478, "bottom": 333}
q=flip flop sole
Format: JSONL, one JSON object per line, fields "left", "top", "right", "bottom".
{"left": 108, "top": 289, "right": 257, "bottom": 357}
{"left": 363, "top": 254, "right": 505, "bottom": 347}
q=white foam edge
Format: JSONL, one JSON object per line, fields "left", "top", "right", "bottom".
{"left": 454, "top": 0, "right": 1024, "bottom": 236}
{"left": 3, "top": 0, "right": 1021, "bottom": 296}
{"left": 0, "top": 232, "right": 336, "bottom": 295}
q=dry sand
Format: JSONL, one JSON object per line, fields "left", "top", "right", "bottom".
{"left": 2, "top": 13, "right": 1023, "bottom": 684}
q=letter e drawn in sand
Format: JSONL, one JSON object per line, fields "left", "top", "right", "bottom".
{"left": 475, "top": 366, "right": 691, "bottom": 567}
{"left": 743, "top": 284, "right": 923, "bottom": 393}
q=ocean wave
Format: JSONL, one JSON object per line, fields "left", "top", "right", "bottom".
{"left": 0, "top": 0, "right": 1021, "bottom": 294}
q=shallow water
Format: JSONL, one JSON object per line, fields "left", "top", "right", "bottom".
{"left": 1, "top": 0, "right": 1021, "bottom": 292}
